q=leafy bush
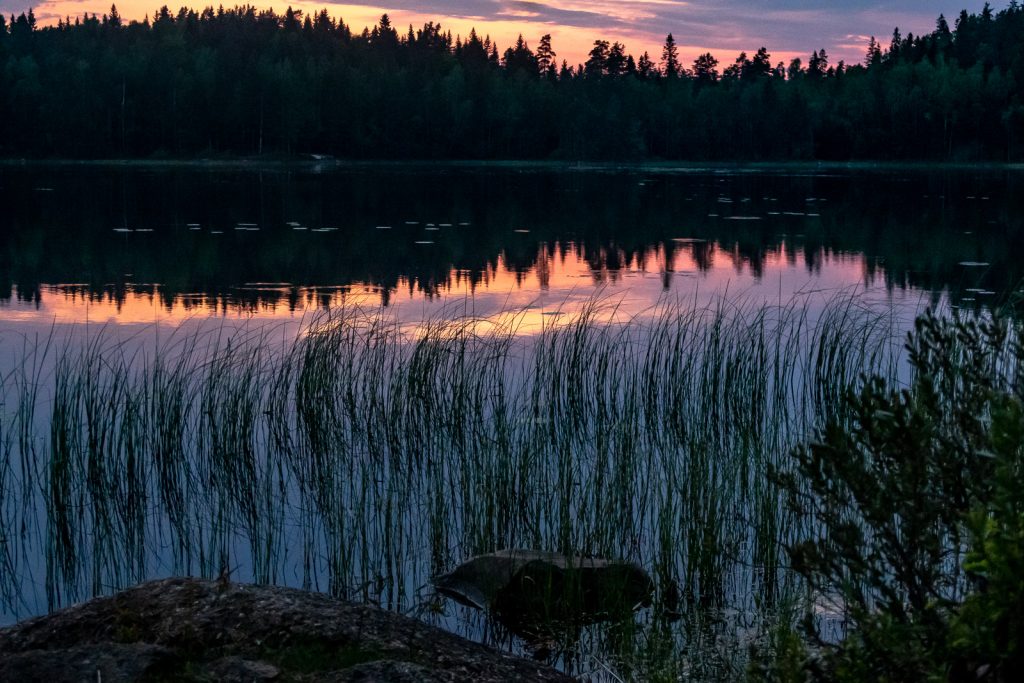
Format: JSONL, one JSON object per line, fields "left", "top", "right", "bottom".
{"left": 766, "top": 312, "right": 1024, "bottom": 682}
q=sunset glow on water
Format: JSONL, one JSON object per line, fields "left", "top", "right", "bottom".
{"left": 0, "top": 164, "right": 1014, "bottom": 336}
{"left": 0, "top": 239, "right": 917, "bottom": 337}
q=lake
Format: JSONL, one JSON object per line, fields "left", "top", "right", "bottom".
{"left": 0, "top": 163, "right": 1020, "bottom": 678}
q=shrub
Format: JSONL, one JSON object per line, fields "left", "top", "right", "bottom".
{"left": 768, "top": 312, "right": 1024, "bottom": 682}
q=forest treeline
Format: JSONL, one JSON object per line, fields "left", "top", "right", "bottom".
{"left": 3, "top": 2, "right": 1024, "bottom": 160}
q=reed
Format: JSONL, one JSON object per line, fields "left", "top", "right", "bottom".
{"left": 0, "top": 293, "right": 910, "bottom": 678}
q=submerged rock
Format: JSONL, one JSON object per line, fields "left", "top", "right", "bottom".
{"left": 0, "top": 577, "right": 570, "bottom": 682}
{"left": 435, "top": 549, "right": 539, "bottom": 609}
{"left": 435, "top": 550, "right": 654, "bottom": 637}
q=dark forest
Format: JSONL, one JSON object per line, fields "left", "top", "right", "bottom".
{"left": 3, "top": 2, "right": 1024, "bottom": 160}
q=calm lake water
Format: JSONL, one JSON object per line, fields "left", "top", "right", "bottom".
{"left": 0, "top": 164, "right": 1021, "bottom": 677}
{"left": 1, "top": 164, "right": 1019, "bottom": 330}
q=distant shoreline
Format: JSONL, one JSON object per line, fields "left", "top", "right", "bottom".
{"left": 3, "top": 158, "right": 1024, "bottom": 174}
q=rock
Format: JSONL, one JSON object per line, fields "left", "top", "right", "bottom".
{"left": 330, "top": 659, "right": 447, "bottom": 681}
{"left": 0, "top": 642, "right": 178, "bottom": 681}
{"left": 0, "top": 577, "right": 570, "bottom": 682}
{"left": 435, "top": 549, "right": 536, "bottom": 609}
{"left": 207, "top": 656, "right": 281, "bottom": 681}
{"left": 434, "top": 550, "right": 654, "bottom": 638}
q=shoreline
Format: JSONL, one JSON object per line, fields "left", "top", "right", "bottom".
{"left": 3, "top": 157, "right": 1024, "bottom": 174}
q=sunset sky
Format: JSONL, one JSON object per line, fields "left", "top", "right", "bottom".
{"left": 7, "top": 1, "right": 978, "bottom": 67}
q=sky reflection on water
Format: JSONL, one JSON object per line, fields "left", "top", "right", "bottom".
{"left": 0, "top": 236, "right": 925, "bottom": 337}
{"left": 1, "top": 164, "right": 1018, "bottom": 337}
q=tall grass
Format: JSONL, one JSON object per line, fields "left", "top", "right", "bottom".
{"left": 0, "top": 293, "right": 909, "bottom": 678}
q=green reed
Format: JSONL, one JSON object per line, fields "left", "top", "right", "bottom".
{"left": 0, "top": 293, "right": 909, "bottom": 679}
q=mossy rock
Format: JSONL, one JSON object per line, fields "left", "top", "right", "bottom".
{"left": 0, "top": 577, "right": 570, "bottom": 682}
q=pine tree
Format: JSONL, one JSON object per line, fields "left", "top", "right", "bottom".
{"left": 749, "top": 47, "right": 772, "bottom": 78}
{"left": 503, "top": 34, "right": 537, "bottom": 75}
{"left": 536, "top": 34, "right": 556, "bottom": 75}
{"left": 461, "top": 28, "right": 487, "bottom": 65}
{"left": 692, "top": 53, "right": 719, "bottom": 83}
{"left": 865, "top": 36, "right": 883, "bottom": 67}
{"left": 723, "top": 52, "right": 748, "bottom": 80}
{"left": 606, "top": 42, "right": 627, "bottom": 76}
{"left": 889, "top": 27, "right": 902, "bottom": 62}
{"left": 661, "top": 33, "right": 679, "bottom": 78}
{"left": 637, "top": 52, "right": 654, "bottom": 79}
{"left": 586, "top": 39, "right": 610, "bottom": 77}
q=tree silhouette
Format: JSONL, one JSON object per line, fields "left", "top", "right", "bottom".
{"left": 503, "top": 34, "right": 537, "bottom": 75}
{"left": 637, "top": 52, "right": 655, "bottom": 79}
{"left": 536, "top": 33, "right": 556, "bottom": 77}
{"left": 808, "top": 49, "right": 829, "bottom": 77}
{"left": 749, "top": 47, "right": 773, "bottom": 79}
{"left": 586, "top": 39, "right": 610, "bottom": 77}
{"left": 1, "top": 3, "right": 1023, "bottom": 161}
{"left": 692, "top": 53, "right": 720, "bottom": 83}
{"left": 865, "top": 37, "right": 883, "bottom": 66}
{"left": 661, "top": 33, "right": 679, "bottom": 78}
{"left": 606, "top": 42, "right": 628, "bottom": 76}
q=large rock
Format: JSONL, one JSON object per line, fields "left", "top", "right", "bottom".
{"left": 0, "top": 577, "right": 571, "bottom": 682}
{"left": 0, "top": 642, "right": 178, "bottom": 680}
{"left": 434, "top": 550, "right": 654, "bottom": 638}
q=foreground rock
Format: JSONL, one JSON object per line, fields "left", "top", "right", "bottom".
{"left": 0, "top": 577, "right": 572, "bottom": 682}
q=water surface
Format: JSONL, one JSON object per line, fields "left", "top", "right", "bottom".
{"left": 2, "top": 165, "right": 1018, "bottom": 330}
{"left": 0, "top": 164, "right": 1021, "bottom": 678}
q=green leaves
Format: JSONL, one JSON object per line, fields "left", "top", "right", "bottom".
{"left": 949, "top": 398, "right": 1024, "bottom": 680}
{"left": 773, "top": 311, "right": 1024, "bottom": 680}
